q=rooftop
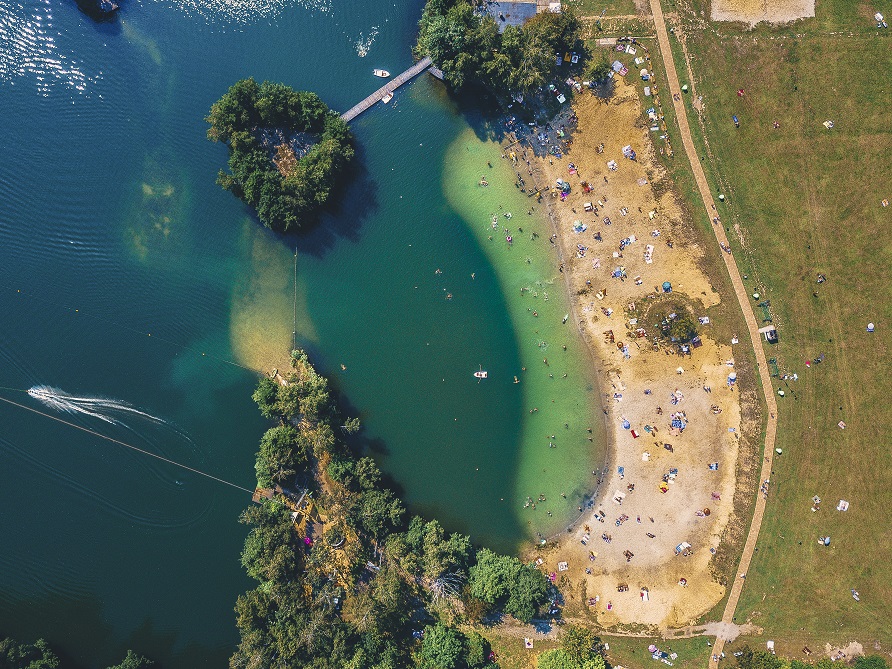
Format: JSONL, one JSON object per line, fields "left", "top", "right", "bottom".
{"left": 483, "top": 0, "right": 540, "bottom": 32}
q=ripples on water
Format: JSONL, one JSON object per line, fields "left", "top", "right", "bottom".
{"left": 0, "top": 435, "right": 212, "bottom": 529}
{"left": 153, "top": 0, "right": 331, "bottom": 23}
{"left": 0, "top": 0, "right": 98, "bottom": 94}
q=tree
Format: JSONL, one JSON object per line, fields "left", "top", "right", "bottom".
{"left": 0, "top": 637, "right": 59, "bottom": 669}
{"left": 104, "top": 650, "right": 154, "bottom": 669}
{"left": 419, "top": 624, "right": 464, "bottom": 669}
{"left": 468, "top": 548, "right": 514, "bottom": 604}
{"left": 735, "top": 647, "right": 783, "bottom": 669}
{"left": 855, "top": 657, "right": 890, "bottom": 669}
{"left": 460, "top": 584, "right": 490, "bottom": 622}
{"left": 668, "top": 313, "right": 698, "bottom": 343}
{"left": 342, "top": 417, "right": 362, "bottom": 434}
{"left": 255, "top": 425, "right": 306, "bottom": 486}
{"left": 464, "top": 631, "right": 489, "bottom": 669}
{"left": 583, "top": 56, "right": 612, "bottom": 82}
{"left": 537, "top": 648, "right": 605, "bottom": 669}
{"left": 252, "top": 377, "right": 280, "bottom": 419}
{"left": 275, "top": 379, "right": 303, "bottom": 421}
{"left": 561, "top": 625, "right": 603, "bottom": 664}
{"left": 415, "top": 0, "right": 579, "bottom": 99}
{"left": 354, "top": 457, "right": 383, "bottom": 490}
{"left": 239, "top": 503, "right": 300, "bottom": 583}
{"left": 523, "top": 8, "right": 580, "bottom": 53}
{"left": 468, "top": 549, "right": 548, "bottom": 623}
{"left": 353, "top": 488, "right": 405, "bottom": 539}
{"left": 367, "top": 563, "right": 411, "bottom": 631}
{"left": 504, "top": 563, "right": 548, "bottom": 623}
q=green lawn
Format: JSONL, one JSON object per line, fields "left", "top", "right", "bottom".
{"left": 564, "top": 0, "right": 642, "bottom": 18}
{"left": 659, "top": 0, "right": 892, "bottom": 653}
{"left": 484, "top": 632, "right": 712, "bottom": 669}
{"left": 604, "top": 635, "right": 713, "bottom": 669}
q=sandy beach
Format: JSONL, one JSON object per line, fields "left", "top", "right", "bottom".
{"left": 513, "top": 78, "right": 746, "bottom": 629}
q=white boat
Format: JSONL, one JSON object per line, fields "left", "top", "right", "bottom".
{"left": 474, "top": 366, "right": 488, "bottom": 379}
{"left": 373, "top": 69, "right": 391, "bottom": 78}
{"left": 381, "top": 92, "right": 393, "bottom": 103}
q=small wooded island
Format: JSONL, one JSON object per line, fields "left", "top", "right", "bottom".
{"left": 207, "top": 79, "right": 354, "bottom": 233}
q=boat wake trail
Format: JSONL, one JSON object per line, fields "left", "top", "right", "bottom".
{"left": 28, "top": 385, "right": 169, "bottom": 427}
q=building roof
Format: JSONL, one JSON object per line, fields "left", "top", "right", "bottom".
{"left": 484, "top": 1, "right": 539, "bottom": 32}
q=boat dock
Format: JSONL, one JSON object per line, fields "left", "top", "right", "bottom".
{"left": 341, "top": 56, "right": 437, "bottom": 123}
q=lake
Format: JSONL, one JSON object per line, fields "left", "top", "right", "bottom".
{"left": 0, "top": 0, "right": 604, "bottom": 664}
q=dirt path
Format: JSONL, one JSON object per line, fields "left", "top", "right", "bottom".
{"left": 646, "top": 1, "right": 779, "bottom": 664}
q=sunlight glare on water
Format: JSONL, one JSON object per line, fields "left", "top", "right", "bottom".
{"left": 0, "top": 0, "right": 98, "bottom": 94}
{"left": 152, "top": 0, "right": 332, "bottom": 23}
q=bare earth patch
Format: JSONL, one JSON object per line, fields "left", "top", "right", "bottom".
{"left": 710, "top": 0, "right": 815, "bottom": 26}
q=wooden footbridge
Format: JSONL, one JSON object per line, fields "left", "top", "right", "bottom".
{"left": 341, "top": 57, "right": 441, "bottom": 123}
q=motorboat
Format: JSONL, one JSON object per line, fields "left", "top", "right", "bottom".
{"left": 474, "top": 366, "right": 488, "bottom": 379}
{"left": 381, "top": 92, "right": 393, "bottom": 103}
{"left": 373, "top": 69, "right": 391, "bottom": 78}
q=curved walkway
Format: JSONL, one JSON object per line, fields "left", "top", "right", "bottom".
{"left": 646, "top": 1, "right": 779, "bottom": 665}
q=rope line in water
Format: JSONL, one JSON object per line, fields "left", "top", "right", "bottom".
{"left": 0, "top": 394, "right": 254, "bottom": 495}
{"left": 293, "top": 248, "right": 298, "bottom": 353}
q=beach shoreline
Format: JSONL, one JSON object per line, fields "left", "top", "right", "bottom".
{"left": 510, "top": 78, "right": 746, "bottom": 629}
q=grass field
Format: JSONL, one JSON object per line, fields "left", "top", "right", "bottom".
{"left": 486, "top": 632, "right": 713, "bottom": 669}
{"left": 564, "top": 0, "right": 642, "bottom": 18}
{"left": 604, "top": 635, "right": 714, "bottom": 669}
{"left": 658, "top": 0, "right": 892, "bottom": 656}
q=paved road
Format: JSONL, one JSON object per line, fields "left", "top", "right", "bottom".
{"left": 645, "top": 2, "right": 780, "bottom": 665}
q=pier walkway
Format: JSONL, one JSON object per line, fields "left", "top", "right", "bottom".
{"left": 341, "top": 57, "right": 435, "bottom": 123}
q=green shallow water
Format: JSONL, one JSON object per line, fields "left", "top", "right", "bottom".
{"left": 443, "top": 129, "right": 605, "bottom": 539}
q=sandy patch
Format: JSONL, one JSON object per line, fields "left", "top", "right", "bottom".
{"left": 710, "top": 0, "right": 815, "bottom": 26}
{"left": 229, "top": 219, "right": 315, "bottom": 373}
{"left": 510, "top": 79, "right": 746, "bottom": 629}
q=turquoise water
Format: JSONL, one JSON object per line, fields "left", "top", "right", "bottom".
{"left": 0, "top": 0, "right": 603, "bottom": 664}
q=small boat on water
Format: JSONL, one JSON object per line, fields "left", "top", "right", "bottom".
{"left": 381, "top": 91, "right": 393, "bottom": 103}
{"left": 474, "top": 366, "right": 488, "bottom": 379}
{"left": 373, "top": 69, "right": 391, "bottom": 78}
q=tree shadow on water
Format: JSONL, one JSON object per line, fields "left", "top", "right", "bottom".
{"left": 0, "top": 590, "right": 232, "bottom": 668}
{"left": 456, "top": 93, "right": 513, "bottom": 145}
{"left": 292, "top": 143, "right": 379, "bottom": 259}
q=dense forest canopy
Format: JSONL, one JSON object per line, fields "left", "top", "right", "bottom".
{"left": 206, "top": 79, "right": 354, "bottom": 233}
{"left": 415, "top": 0, "right": 581, "bottom": 99}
